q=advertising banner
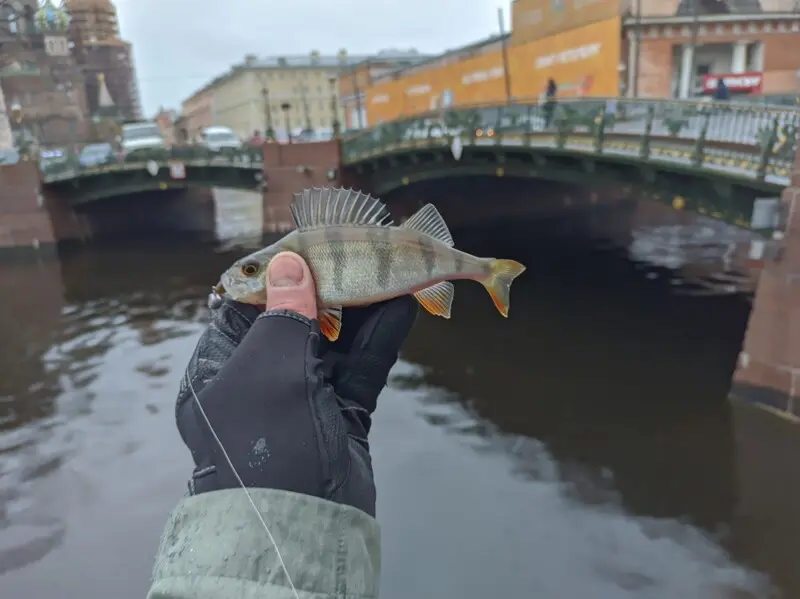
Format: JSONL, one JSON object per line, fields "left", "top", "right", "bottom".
{"left": 364, "top": 47, "right": 507, "bottom": 123}
{"left": 509, "top": 17, "right": 621, "bottom": 99}
{"left": 511, "top": 0, "right": 620, "bottom": 46}
{"left": 702, "top": 72, "right": 763, "bottom": 94}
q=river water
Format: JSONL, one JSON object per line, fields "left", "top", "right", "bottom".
{"left": 0, "top": 218, "right": 794, "bottom": 599}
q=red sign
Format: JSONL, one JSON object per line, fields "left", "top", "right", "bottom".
{"left": 169, "top": 161, "right": 186, "bottom": 179}
{"left": 702, "top": 72, "right": 763, "bottom": 94}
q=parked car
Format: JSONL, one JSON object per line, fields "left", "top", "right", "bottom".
{"left": 79, "top": 142, "right": 115, "bottom": 167}
{"left": 200, "top": 126, "right": 242, "bottom": 151}
{"left": 118, "top": 121, "right": 166, "bottom": 158}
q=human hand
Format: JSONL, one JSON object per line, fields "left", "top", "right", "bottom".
{"left": 175, "top": 252, "right": 418, "bottom": 516}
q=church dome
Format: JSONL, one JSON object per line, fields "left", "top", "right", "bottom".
{"left": 64, "top": 0, "right": 115, "bottom": 12}
{"left": 35, "top": 0, "right": 70, "bottom": 33}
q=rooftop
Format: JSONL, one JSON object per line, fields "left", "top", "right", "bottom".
{"left": 182, "top": 49, "right": 433, "bottom": 106}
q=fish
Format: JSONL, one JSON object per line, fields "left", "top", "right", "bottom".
{"left": 214, "top": 186, "right": 527, "bottom": 342}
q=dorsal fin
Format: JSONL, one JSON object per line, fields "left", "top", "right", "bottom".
{"left": 290, "top": 187, "right": 394, "bottom": 229}
{"left": 401, "top": 203, "right": 454, "bottom": 246}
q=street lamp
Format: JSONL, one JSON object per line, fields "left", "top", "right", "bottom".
{"left": 328, "top": 76, "right": 340, "bottom": 138}
{"left": 280, "top": 102, "right": 292, "bottom": 143}
{"left": 261, "top": 86, "right": 275, "bottom": 141}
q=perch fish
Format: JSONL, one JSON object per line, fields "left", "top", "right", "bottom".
{"left": 214, "top": 186, "right": 526, "bottom": 341}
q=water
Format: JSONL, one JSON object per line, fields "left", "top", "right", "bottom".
{"left": 0, "top": 223, "right": 792, "bottom": 599}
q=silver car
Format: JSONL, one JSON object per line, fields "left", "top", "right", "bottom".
{"left": 200, "top": 127, "right": 242, "bottom": 152}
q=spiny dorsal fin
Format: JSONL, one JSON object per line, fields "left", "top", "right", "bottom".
{"left": 413, "top": 281, "right": 454, "bottom": 319}
{"left": 290, "top": 187, "right": 394, "bottom": 230}
{"left": 401, "top": 203, "right": 454, "bottom": 246}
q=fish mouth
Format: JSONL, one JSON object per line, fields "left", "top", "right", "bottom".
{"left": 212, "top": 282, "right": 226, "bottom": 296}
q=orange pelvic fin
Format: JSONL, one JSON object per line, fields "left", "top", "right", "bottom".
{"left": 481, "top": 259, "right": 526, "bottom": 317}
{"left": 413, "top": 281, "right": 454, "bottom": 319}
{"left": 319, "top": 306, "right": 343, "bottom": 341}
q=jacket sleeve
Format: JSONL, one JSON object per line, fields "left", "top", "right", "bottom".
{"left": 147, "top": 488, "right": 381, "bottom": 599}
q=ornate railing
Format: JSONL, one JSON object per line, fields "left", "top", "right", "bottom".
{"left": 341, "top": 97, "right": 800, "bottom": 184}
{"left": 41, "top": 145, "right": 264, "bottom": 183}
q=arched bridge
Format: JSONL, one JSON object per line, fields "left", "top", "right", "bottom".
{"left": 341, "top": 97, "right": 798, "bottom": 233}
{"left": 40, "top": 145, "right": 265, "bottom": 204}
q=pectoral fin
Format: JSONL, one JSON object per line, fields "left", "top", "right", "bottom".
{"left": 319, "top": 306, "right": 343, "bottom": 341}
{"left": 413, "top": 281, "right": 455, "bottom": 319}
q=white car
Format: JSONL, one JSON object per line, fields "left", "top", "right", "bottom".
{"left": 200, "top": 126, "right": 242, "bottom": 151}
{"left": 119, "top": 122, "right": 166, "bottom": 155}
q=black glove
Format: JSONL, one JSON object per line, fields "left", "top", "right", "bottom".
{"left": 175, "top": 294, "right": 417, "bottom": 517}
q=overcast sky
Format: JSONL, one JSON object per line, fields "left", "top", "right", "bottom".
{"left": 114, "top": 0, "right": 511, "bottom": 117}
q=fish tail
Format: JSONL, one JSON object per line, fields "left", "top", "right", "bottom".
{"left": 480, "top": 259, "right": 526, "bottom": 317}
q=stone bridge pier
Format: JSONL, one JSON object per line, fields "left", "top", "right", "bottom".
{"left": 732, "top": 142, "right": 800, "bottom": 422}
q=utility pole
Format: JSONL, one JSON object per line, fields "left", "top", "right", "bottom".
{"left": 498, "top": 7, "right": 511, "bottom": 104}
{"left": 686, "top": 0, "right": 700, "bottom": 98}
{"left": 632, "top": 0, "right": 641, "bottom": 97}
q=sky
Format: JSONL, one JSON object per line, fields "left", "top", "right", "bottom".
{"left": 113, "top": 0, "right": 511, "bottom": 117}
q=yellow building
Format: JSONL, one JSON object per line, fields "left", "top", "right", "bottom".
{"left": 181, "top": 49, "right": 425, "bottom": 141}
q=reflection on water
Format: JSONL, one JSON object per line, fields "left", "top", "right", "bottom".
{"left": 0, "top": 218, "right": 794, "bottom": 599}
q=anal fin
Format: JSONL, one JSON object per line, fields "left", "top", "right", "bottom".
{"left": 319, "top": 306, "right": 343, "bottom": 341}
{"left": 413, "top": 281, "right": 455, "bottom": 319}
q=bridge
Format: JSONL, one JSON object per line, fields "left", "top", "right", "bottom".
{"left": 39, "top": 145, "right": 265, "bottom": 204}
{"left": 341, "top": 97, "right": 798, "bottom": 235}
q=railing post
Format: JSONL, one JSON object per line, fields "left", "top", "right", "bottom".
{"left": 555, "top": 107, "right": 568, "bottom": 150}
{"left": 692, "top": 110, "right": 711, "bottom": 168}
{"left": 757, "top": 116, "right": 780, "bottom": 181}
{"left": 495, "top": 106, "right": 504, "bottom": 146}
{"left": 593, "top": 108, "right": 606, "bottom": 154}
{"left": 523, "top": 104, "right": 532, "bottom": 147}
{"left": 639, "top": 104, "right": 654, "bottom": 160}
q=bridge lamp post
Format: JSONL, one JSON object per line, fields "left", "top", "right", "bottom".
{"left": 280, "top": 102, "right": 292, "bottom": 143}
{"left": 9, "top": 98, "right": 29, "bottom": 158}
{"left": 328, "top": 76, "right": 341, "bottom": 138}
{"left": 261, "top": 86, "right": 275, "bottom": 141}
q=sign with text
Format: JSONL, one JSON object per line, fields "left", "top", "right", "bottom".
{"left": 169, "top": 161, "right": 186, "bottom": 179}
{"left": 702, "top": 73, "right": 763, "bottom": 94}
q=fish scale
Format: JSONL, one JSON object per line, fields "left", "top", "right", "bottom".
{"left": 215, "top": 187, "right": 527, "bottom": 342}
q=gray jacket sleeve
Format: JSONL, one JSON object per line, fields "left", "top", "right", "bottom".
{"left": 147, "top": 488, "right": 381, "bottom": 599}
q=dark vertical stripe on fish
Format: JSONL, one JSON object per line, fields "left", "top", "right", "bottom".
{"left": 417, "top": 233, "right": 437, "bottom": 279}
{"left": 454, "top": 250, "right": 464, "bottom": 274}
{"left": 325, "top": 227, "right": 345, "bottom": 294}
{"left": 366, "top": 227, "right": 393, "bottom": 288}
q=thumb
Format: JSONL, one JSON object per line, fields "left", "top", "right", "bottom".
{"left": 265, "top": 252, "right": 318, "bottom": 320}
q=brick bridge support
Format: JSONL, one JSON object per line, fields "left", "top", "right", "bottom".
{"left": 732, "top": 138, "right": 800, "bottom": 421}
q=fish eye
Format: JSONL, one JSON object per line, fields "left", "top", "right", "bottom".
{"left": 240, "top": 262, "right": 259, "bottom": 276}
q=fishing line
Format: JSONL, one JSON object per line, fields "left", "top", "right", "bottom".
{"left": 186, "top": 374, "right": 301, "bottom": 599}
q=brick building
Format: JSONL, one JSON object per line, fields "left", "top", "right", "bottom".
{"left": 0, "top": 0, "right": 89, "bottom": 148}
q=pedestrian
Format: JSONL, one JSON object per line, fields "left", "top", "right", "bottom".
{"left": 543, "top": 78, "right": 558, "bottom": 128}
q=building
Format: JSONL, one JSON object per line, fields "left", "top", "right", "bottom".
{"left": 337, "top": 50, "right": 432, "bottom": 130}
{"left": 626, "top": 0, "right": 800, "bottom": 100}
{"left": 0, "top": 0, "right": 90, "bottom": 148}
{"left": 65, "top": 0, "right": 142, "bottom": 121}
{"left": 180, "top": 49, "right": 428, "bottom": 141}
{"left": 153, "top": 107, "right": 176, "bottom": 145}
{"left": 359, "top": 0, "right": 800, "bottom": 125}
{"left": 179, "top": 87, "right": 214, "bottom": 142}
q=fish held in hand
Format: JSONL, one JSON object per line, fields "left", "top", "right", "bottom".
{"left": 215, "top": 187, "right": 526, "bottom": 342}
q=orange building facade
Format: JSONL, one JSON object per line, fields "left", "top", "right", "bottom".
{"left": 363, "top": 3, "right": 623, "bottom": 124}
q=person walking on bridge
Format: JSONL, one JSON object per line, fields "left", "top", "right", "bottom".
{"left": 543, "top": 78, "right": 558, "bottom": 129}
{"left": 147, "top": 251, "right": 418, "bottom": 599}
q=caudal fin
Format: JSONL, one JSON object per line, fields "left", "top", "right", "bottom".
{"left": 481, "top": 259, "right": 526, "bottom": 317}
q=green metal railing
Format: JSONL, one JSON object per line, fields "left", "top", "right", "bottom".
{"left": 41, "top": 145, "right": 264, "bottom": 184}
{"left": 341, "top": 97, "right": 800, "bottom": 184}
